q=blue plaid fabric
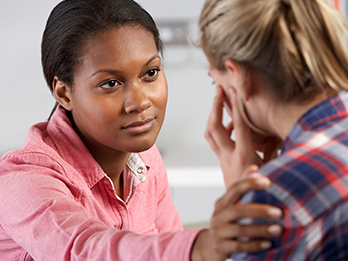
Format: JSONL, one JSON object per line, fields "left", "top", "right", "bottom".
{"left": 232, "top": 91, "right": 348, "bottom": 260}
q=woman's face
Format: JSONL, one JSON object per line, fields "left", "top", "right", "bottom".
{"left": 67, "top": 26, "right": 167, "bottom": 154}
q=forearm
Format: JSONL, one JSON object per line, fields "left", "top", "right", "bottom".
{"left": 69, "top": 227, "right": 201, "bottom": 261}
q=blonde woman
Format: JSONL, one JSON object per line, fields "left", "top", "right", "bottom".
{"left": 200, "top": 0, "right": 348, "bottom": 260}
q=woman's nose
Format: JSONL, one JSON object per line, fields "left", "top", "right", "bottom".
{"left": 124, "top": 84, "right": 152, "bottom": 113}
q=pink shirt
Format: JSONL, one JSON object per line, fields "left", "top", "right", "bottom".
{"left": 0, "top": 106, "right": 201, "bottom": 261}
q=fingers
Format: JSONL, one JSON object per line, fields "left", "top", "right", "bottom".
{"left": 212, "top": 239, "right": 273, "bottom": 255}
{"left": 203, "top": 163, "right": 283, "bottom": 259}
{"left": 205, "top": 86, "right": 235, "bottom": 154}
{"left": 226, "top": 121, "right": 234, "bottom": 138}
{"left": 213, "top": 203, "right": 282, "bottom": 224}
{"left": 223, "top": 99, "right": 233, "bottom": 118}
{"left": 216, "top": 165, "right": 270, "bottom": 207}
{"left": 212, "top": 222, "right": 283, "bottom": 239}
{"left": 191, "top": 229, "right": 275, "bottom": 261}
{"left": 204, "top": 85, "right": 224, "bottom": 153}
{"left": 208, "top": 86, "right": 225, "bottom": 131}
{"left": 208, "top": 219, "right": 282, "bottom": 255}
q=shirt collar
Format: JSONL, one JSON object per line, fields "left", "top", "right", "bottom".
{"left": 126, "top": 153, "right": 148, "bottom": 182}
{"left": 47, "top": 105, "right": 149, "bottom": 188}
{"left": 283, "top": 91, "right": 348, "bottom": 152}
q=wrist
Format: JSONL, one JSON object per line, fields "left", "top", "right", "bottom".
{"left": 190, "top": 229, "right": 209, "bottom": 261}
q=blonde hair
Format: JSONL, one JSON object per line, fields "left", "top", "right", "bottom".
{"left": 199, "top": 0, "right": 348, "bottom": 102}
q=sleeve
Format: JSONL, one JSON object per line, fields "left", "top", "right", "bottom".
{"left": 0, "top": 154, "right": 200, "bottom": 261}
{"left": 155, "top": 173, "right": 184, "bottom": 232}
{"left": 152, "top": 148, "right": 184, "bottom": 232}
{"left": 138, "top": 145, "right": 183, "bottom": 233}
{"left": 231, "top": 184, "right": 348, "bottom": 260}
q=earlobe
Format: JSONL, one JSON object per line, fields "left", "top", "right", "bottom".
{"left": 52, "top": 76, "right": 73, "bottom": 111}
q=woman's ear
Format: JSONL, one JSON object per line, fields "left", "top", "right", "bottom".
{"left": 52, "top": 76, "right": 73, "bottom": 111}
{"left": 224, "top": 60, "right": 251, "bottom": 101}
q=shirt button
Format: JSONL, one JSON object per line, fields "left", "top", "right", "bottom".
{"left": 137, "top": 167, "right": 145, "bottom": 174}
{"left": 104, "top": 179, "right": 109, "bottom": 185}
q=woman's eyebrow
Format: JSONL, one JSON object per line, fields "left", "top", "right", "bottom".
{"left": 142, "top": 54, "right": 160, "bottom": 69}
{"left": 89, "top": 54, "right": 161, "bottom": 78}
{"left": 89, "top": 69, "right": 122, "bottom": 78}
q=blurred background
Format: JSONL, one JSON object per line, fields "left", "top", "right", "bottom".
{"left": 0, "top": 0, "right": 346, "bottom": 228}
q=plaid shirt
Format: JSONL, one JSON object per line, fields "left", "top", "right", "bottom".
{"left": 232, "top": 91, "right": 348, "bottom": 261}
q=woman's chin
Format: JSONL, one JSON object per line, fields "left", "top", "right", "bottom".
{"left": 128, "top": 141, "right": 156, "bottom": 153}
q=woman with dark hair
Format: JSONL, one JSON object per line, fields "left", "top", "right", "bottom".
{"left": 0, "top": 0, "right": 282, "bottom": 260}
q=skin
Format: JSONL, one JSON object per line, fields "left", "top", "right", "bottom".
{"left": 205, "top": 59, "right": 334, "bottom": 187}
{"left": 52, "top": 25, "right": 283, "bottom": 259}
{"left": 53, "top": 25, "right": 168, "bottom": 199}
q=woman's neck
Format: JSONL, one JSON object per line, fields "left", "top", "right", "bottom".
{"left": 93, "top": 149, "right": 130, "bottom": 200}
{"left": 68, "top": 111, "right": 130, "bottom": 200}
{"left": 267, "top": 91, "right": 336, "bottom": 141}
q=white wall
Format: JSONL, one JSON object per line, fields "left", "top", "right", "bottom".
{"left": 0, "top": 1, "right": 60, "bottom": 155}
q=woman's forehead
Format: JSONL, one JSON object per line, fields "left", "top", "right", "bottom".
{"left": 74, "top": 26, "right": 159, "bottom": 77}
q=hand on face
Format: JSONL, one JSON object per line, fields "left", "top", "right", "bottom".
{"left": 222, "top": 90, "right": 281, "bottom": 162}
{"left": 205, "top": 85, "right": 280, "bottom": 188}
{"left": 190, "top": 165, "right": 283, "bottom": 261}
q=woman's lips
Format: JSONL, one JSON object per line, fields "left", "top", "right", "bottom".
{"left": 122, "top": 118, "right": 155, "bottom": 134}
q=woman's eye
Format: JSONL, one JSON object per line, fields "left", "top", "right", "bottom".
{"left": 99, "top": 79, "right": 120, "bottom": 88}
{"left": 144, "top": 68, "right": 159, "bottom": 78}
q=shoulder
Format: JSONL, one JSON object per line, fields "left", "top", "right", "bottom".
{"left": 0, "top": 118, "right": 68, "bottom": 175}
{"left": 1, "top": 116, "right": 60, "bottom": 163}
{"left": 0, "top": 117, "right": 75, "bottom": 184}
{"left": 1, "top": 146, "right": 65, "bottom": 175}
{"left": 0, "top": 150, "right": 70, "bottom": 196}
{"left": 248, "top": 142, "right": 348, "bottom": 226}
{"left": 0, "top": 149, "right": 77, "bottom": 209}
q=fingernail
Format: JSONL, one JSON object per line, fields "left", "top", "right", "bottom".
{"left": 268, "top": 225, "right": 282, "bottom": 236}
{"left": 260, "top": 241, "right": 271, "bottom": 250}
{"left": 255, "top": 177, "right": 271, "bottom": 188}
{"left": 268, "top": 208, "right": 282, "bottom": 219}
{"left": 248, "top": 164, "right": 259, "bottom": 173}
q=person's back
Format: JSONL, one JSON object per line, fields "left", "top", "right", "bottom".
{"left": 198, "top": 0, "right": 348, "bottom": 259}
{"left": 235, "top": 91, "right": 348, "bottom": 260}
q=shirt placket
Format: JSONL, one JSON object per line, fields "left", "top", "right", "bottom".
{"left": 101, "top": 153, "right": 148, "bottom": 231}
{"left": 102, "top": 175, "right": 130, "bottom": 230}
